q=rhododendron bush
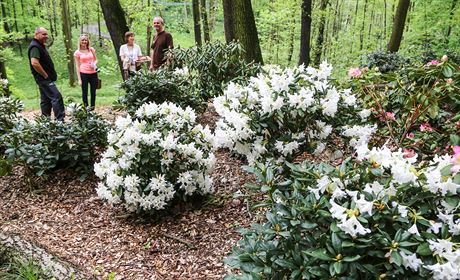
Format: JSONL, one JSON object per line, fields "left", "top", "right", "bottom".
{"left": 214, "top": 63, "right": 373, "bottom": 165}
{"left": 225, "top": 146, "right": 460, "bottom": 279}
{"left": 347, "top": 56, "right": 460, "bottom": 157}
{"left": 95, "top": 102, "right": 216, "bottom": 212}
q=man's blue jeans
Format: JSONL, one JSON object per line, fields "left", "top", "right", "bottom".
{"left": 37, "top": 80, "right": 65, "bottom": 121}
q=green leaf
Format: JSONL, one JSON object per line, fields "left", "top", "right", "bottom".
{"left": 450, "top": 134, "right": 460, "bottom": 146}
{"left": 274, "top": 259, "right": 297, "bottom": 269}
{"left": 331, "top": 232, "right": 342, "bottom": 252}
{"left": 440, "top": 165, "right": 453, "bottom": 176}
{"left": 333, "top": 262, "right": 343, "bottom": 275}
{"left": 343, "top": 255, "right": 361, "bottom": 262}
{"left": 416, "top": 243, "right": 432, "bottom": 256}
{"left": 305, "top": 249, "right": 333, "bottom": 261}
{"left": 399, "top": 241, "right": 419, "bottom": 247}
{"left": 442, "top": 66, "right": 453, "bottom": 77}
{"left": 390, "top": 251, "right": 402, "bottom": 266}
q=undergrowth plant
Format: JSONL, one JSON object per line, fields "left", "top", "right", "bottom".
{"left": 225, "top": 145, "right": 460, "bottom": 279}
{"left": 2, "top": 103, "right": 109, "bottom": 180}
{"left": 168, "top": 41, "right": 261, "bottom": 99}
{"left": 348, "top": 55, "right": 460, "bottom": 158}
{"left": 0, "top": 96, "right": 23, "bottom": 176}
{"left": 214, "top": 63, "right": 374, "bottom": 166}
{"left": 118, "top": 68, "right": 207, "bottom": 115}
{"left": 95, "top": 102, "right": 216, "bottom": 213}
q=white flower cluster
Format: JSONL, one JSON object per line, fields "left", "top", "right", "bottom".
{"left": 214, "top": 62, "right": 363, "bottom": 165}
{"left": 0, "top": 78, "right": 8, "bottom": 87}
{"left": 312, "top": 145, "right": 460, "bottom": 276}
{"left": 95, "top": 102, "right": 216, "bottom": 212}
{"left": 426, "top": 239, "right": 460, "bottom": 279}
{"left": 173, "top": 66, "right": 189, "bottom": 77}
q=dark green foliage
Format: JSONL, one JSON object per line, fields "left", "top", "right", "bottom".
{"left": 348, "top": 58, "right": 460, "bottom": 157}
{"left": 2, "top": 104, "right": 109, "bottom": 180}
{"left": 225, "top": 159, "right": 457, "bottom": 279}
{"left": 118, "top": 69, "right": 207, "bottom": 115}
{"left": 0, "top": 97, "right": 23, "bottom": 176}
{"left": 0, "top": 97, "right": 23, "bottom": 136}
{"left": 364, "top": 50, "right": 408, "bottom": 73}
{"left": 168, "top": 41, "right": 261, "bottom": 99}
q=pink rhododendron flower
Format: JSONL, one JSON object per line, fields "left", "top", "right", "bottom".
{"left": 403, "top": 148, "right": 416, "bottom": 158}
{"left": 426, "top": 60, "right": 439, "bottom": 66}
{"left": 451, "top": 146, "right": 460, "bottom": 174}
{"left": 419, "top": 123, "right": 433, "bottom": 132}
{"left": 378, "top": 112, "right": 396, "bottom": 121}
{"left": 446, "top": 78, "right": 453, "bottom": 85}
{"left": 456, "top": 121, "right": 460, "bottom": 127}
{"left": 407, "top": 132, "right": 415, "bottom": 138}
{"left": 347, "top": 68, "right": 362, "bottom": 78}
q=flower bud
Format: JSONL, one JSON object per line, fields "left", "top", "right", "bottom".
{"left": 442, "top": 55, "right": 448, "bottom": 62}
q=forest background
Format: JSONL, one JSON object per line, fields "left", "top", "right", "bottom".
{"left": 0, "top": 0, "right": 459, "bottom": 109}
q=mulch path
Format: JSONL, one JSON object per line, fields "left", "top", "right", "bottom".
{"left": 0, "top": 105, "right": 260, "bottom": 279}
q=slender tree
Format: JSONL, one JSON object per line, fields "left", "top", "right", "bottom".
{"left": 387, "top": 0, "right": 410, "bottom": 52}
{"left": 208, "top": 0, "right": 217, "bottom": 34}
{"left": 298, "top": 0, "right": 312, "bottom": 66}
{"left": 1, "top": 0, "right": 10, "bottom": 33}
{"left": 99, "top": 0, "right": 129, "bottom": 76}
{"left": 200, "top": 0, "right": 210, "bottom": 42}
{"left": 446, "top": 0, "right": 458, "bottom": 43}
{"left": 146, "top": 0, "right": 152, "bottom": 52}
{"left": 313, "top": 0, "right": 328, "bottom": 66}
{"left": 60, "top": 0, "right": 75, "bottom": 86}
{"left": 192, "top": 0, "right": 202, "bottom": 46}
{"left": 222, "top": 0, "right": 263, "bottom": 64}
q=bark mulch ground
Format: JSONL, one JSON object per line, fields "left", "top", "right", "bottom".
{"left": 0, "top": 106, "right": 259, "bottom": 279}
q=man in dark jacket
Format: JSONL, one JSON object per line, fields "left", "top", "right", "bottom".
{"left": 149, "top": 17, "right": 174, "bottom": 70}
{"left": 28, "top": 27, "right": 65, "bottom": 121}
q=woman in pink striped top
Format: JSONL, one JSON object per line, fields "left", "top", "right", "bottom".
{"left": 74, "top": 35, "right": 98, "bottom": 110}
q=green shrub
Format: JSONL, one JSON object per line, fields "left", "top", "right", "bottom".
{"left": 0, "top": 96, "right": 23, "bottom": 176}
{"left": 3, "top": 104, "right": 109, "bottom": 180}
{"left": 364, "top": 50, "right": 407, "bottom": 73}
{"left": 347, "top": 56, "right": 460, "bottom": 157}
{"left": 118, "top": 69, "right": 207, "bottom": 115}
{"left": 168, "top": 41, "right": 261, "bottom": 99}
{"left": 95, "top": 102, "right": 216, "bottom": 213}
{"left": 214, "top": 63, "right": 371, "bottom": 165}
{"left": 226, "top": 146, "right": 460, "bottom": 279}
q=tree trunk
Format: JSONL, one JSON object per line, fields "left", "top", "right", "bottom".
{"left": 208, "top": 0, "right": 217, "bottom": 34}
{"left": 287, "top": 17, "right": 295, "bottom": 65}
{"left": 1, "top": 0, "right": 10, "bottom": 33}
{"left": 99, "top": 0, "right": 129, "bottom": 77}
{"left": 383, "top": 0, "right": 387, "bottom": 40}
{"left": 12, "top": 0, "right": 23, "bottom": 56}
{"left": 446, "top": 0, "right": 458, "bottom": 42}
{"left": 60, "top": 0, "right": 75, "bottom": 86}
{"left": 97, "top": 3, "right": 102, "bottom": 47}
{"left": 146, "top": 0, "right": 152, "bottom": 52}
{"left": 201, "top": 0, "right": 210, "bottom": 42}
{"left": 192, "top": 0, "right": 202, "bottom": 46}
{"left": 52, "top": 0, "right": 58, "bottom": 37}
{"left": 359, "top": 0, "right": 368, "bottom": 50}
{"left": 387, "top": 0, "right": 410, "bottom": 52}
{"left": 222, "top": 0, "right": 263, "bottom": 64}
{"left": 313, "top": 0, "right": 328, "bottom": 66}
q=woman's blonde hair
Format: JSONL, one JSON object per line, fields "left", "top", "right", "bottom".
{"left": 78, "top": 34, "right": 90, "bottom": 50}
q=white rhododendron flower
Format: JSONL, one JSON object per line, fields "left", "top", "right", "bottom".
{"left": 95, "top": 102, "right": 215, "bottom": 212}
{"left": 214, "top": 63, "right": 370, "bottom": 165}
